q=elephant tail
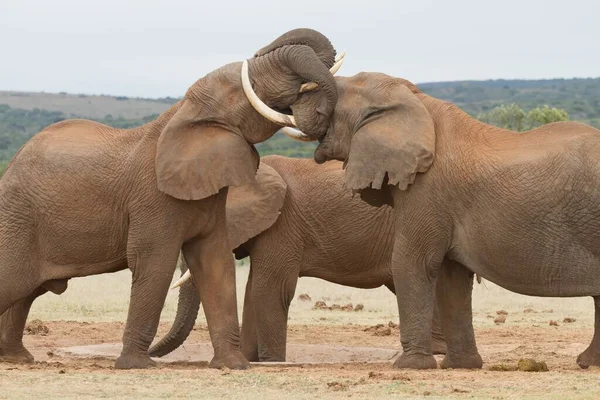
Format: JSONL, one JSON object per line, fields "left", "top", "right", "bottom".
{"left": 148, "top": 256, "right": 200, "bottom": 358}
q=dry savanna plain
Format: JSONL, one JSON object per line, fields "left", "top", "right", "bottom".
{"left": 1, "top": 263, "right": 600, "bottom": 399}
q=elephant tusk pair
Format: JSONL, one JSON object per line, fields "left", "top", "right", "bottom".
{"left": 171, "top": 270, "right": 191, "bottom": 289}
{"left": 241, "top": 51, "right": 346, "bottom": 133}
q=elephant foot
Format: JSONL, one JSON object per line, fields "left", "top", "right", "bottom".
{"left": 115, "top": 353, "right": 157, "bottom": 369}
{"left": 0, "top": 343, "right": 35, "bottom": 364}
{"left": 393, "top": 353, "right": 437, "bottom": 369}
{"left": 209, "top": 351, "right": 250, "bottom": 370}
{"left": 431, "top": 338, "right": 447, "bottom": 355}
{"left": 440, "top": 352, "right": 483, "bottom": 369}
{"left": 576, "top": 347, "right": 600, "bottom": 369}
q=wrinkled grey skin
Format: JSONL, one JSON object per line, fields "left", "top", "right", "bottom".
{"left": 149, "top": 156, "right": 446, "bottom": 361}
{"left": 0, "top": 29, "right": 338, "bottom": 369}
{"left": 313, "top": 72, "right": 600, "bottom": 370}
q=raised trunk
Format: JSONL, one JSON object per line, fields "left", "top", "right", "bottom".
{"left": 252, "top": 28, "right": 338, "bottom": 138}
{"left": 148, "top": 256, "right": 200, "bottom": 358}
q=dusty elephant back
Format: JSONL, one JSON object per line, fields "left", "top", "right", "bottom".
{"left": 0, "top": 119, "right": 151, "bottom": 267}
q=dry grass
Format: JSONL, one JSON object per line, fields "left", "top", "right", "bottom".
{"left": 1, "top": 265, "right": 597, "bottom": 399}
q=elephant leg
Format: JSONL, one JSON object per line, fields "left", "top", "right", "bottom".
{"left": 252, "top": 260, "right": 299, "bottom": 362}
{"left": 576, "top": 296, "right": 600, "bottom": 369}
{"left": 391, "top": 243, "right": 441, "bottom": 369}
{"left": 386, "top": 281, "right": 445, "bottom": 355}
{"left": 115, "top": 248, "right": 179, "bottom": 370}
{"left": 182, "top": 236, "right": 248, "bottom": 370}
{"left": 436, "top": 259, "right": 482, "bottom": 369}
{"left": 240, "top": 266, "right": 259, "bottom": 362}
{"left": 0, "top": 287, "right": 48, "bottom": 363}
{"left": 431, "top": 301, "right": 447, "bottom": 355}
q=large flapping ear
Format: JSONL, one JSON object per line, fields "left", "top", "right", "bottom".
{"left": 344, "top": 85, "right": 435, "bottom": 191}
{"left": 226, "top": 162, "right": 287, "bottom": 249}
{"left": 156, "top": 100, "right": 259, "bottom": 200}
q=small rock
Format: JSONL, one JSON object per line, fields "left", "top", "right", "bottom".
{"left": 330, "top": 304, "right": 342, "bottom": 311}
{"left": 496, "top": 310, "right": 508, "bottom": 315}
{"left": 524, "top": 307, "right": 537, "bottom": 313}
{"left": 373, "top": 327, "right": 392, "bottom": 336}
{"left": 25, "top": 320, "right": 49, "bottom": 336}
{"left": 563, "top": 317, "right": 576, "bottom": 323}
{"left": 517, "top": 358, "right": 548, "bottom": 372}
{"left": 313, "top": 301, "right": 328, "bottom": 310}
{"left": 388, "top": 321, "right": 399, "bottom": 329}
{"left": 423, "top": 391, "right": 432, "bottom": 396}
{"left": 341, "top": 303, "right": 354, "bottom": 312}
{"left": 549, "top": 320, "right": 559, "bottom": 326}
{"left": 354, "top": 304, "right": 364, "bottom": 311}
{"left": 58, "top": 369, "right": 66, "bottom": 374}
{"left": 297, "top": 293, "right": 312, "bottom": 302}
{"left": 494, "top": 315, "right": 506, "bottom": 324}
{"left": 544, "top": 309, "right": 554, "bottom": 313}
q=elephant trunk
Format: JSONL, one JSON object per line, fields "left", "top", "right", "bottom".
{"left": 282, "top": 45, "right": 338, "bottom": 137}
{"left": 254, "top": 28, "right": 338, "bottom": 138}
{"left": 148, "top": 258, "right": 200, "bottom": 358}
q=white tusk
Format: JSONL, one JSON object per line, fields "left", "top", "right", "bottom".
{"left": 299, "top": 82, "right": 319, "bottom": 93}
{"left": 281, "top": 127, "right": 317, "bottom": 142}
{"left": 170, "top": 270, "right": 191, "bottom": 289}
{"left": 299, "top": 51, "right": 346, "bottom": 93}
{"left": 241, "top": 60, "right": 297, "bottom": 127}
{"left": 330, "top": 51, "right": 346, "bottom": 75}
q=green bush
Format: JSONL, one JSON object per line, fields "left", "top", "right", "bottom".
{"left": 478, "top": 104, "right": 569, "bottom": 131}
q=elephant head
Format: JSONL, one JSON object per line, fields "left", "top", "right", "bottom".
{"left": 155, "top": 28, "right": 344, "bottom": 201}
{"left": 287, "top": 72, "right": 435, "bottom": 193}
{"left": 148, "top": 162, "right": 288, "bottom": 357}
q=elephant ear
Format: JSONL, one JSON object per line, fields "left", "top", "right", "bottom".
{"left": 344, "top": 85, "right": 435, "bottom": 191}
{"left": 156, "top": 100, "right": 259, "bottom": 200}
{"left": 226, "top": 162, "right": 287, "bottom": 249}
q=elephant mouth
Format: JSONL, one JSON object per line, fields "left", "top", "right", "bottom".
{"left": 273, "top": 106, "right": 293, "bottom": 116}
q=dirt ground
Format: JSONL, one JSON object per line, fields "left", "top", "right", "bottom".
{"left": 1, "top": 266, "right": 600, "bottom": 399}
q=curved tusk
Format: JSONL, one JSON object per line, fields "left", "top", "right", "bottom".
{"left": 170, "top": 270, "right": 191, "bottom": 290}
{"left": 241, "top": 60, "right": 297, "bottom": 127}
{"left": 281, "top": 127, "right": 317, "bottom": 142}
{"left": 330, "top": 51, "right": 346, "bottom": 75}
{"left": 299, "top": 51, "right": 346, "bottom": 93}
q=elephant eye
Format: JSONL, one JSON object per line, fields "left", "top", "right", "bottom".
{"left": 364, "top": 108, "right": 386, "bottom": 120}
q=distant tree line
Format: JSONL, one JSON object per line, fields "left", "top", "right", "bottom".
{"left": 0, "top": 102, "right": 572, "bottom": 179}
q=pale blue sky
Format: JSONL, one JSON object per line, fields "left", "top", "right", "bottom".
{"left": 1, "top": 0, "right": 598, "bottom": 97}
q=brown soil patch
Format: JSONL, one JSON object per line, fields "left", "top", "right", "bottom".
{"left": 24, "top": 320, "right": 49, "bottom": 336}
{"left": 1, "top": 321, "right": 599, "bottom": 399}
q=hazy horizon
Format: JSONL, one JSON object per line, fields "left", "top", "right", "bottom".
{"left": 2, "top": 0, "right": 598, "bottom": 98}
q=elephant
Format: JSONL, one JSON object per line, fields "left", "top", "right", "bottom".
{"left": 147, "top": 155, "right": 447, "bottom": 362}
{"left": 283, "top": 71, "right": 600, "bottom": 370}
{"left": 0, "top": 28, "right": 344, "bottom": 369}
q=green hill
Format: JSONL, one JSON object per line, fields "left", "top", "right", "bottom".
{"left": 0, "top": 77, "right": 599, "bottom": 168}
{"left": 419, "top": 78, "right": 600, "bottom": 128}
